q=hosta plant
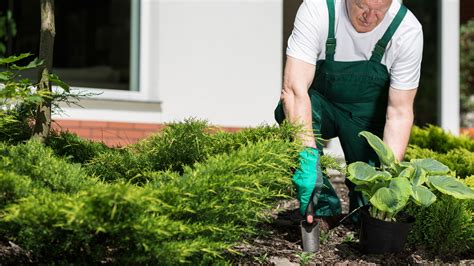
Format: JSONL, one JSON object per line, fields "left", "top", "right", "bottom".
{"left": 347, "top": 131, "right": 474, "bottom": 222}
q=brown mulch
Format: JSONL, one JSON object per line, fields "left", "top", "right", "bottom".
{"left": 230, "top": 174, "right": 474, "bottom": 265}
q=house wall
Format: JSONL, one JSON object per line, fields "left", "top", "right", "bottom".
{"left": 150, "top": 0, "right": 283, "bottom": 127}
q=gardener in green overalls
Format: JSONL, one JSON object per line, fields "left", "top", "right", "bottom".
{"left": 275, "top": 0, "right": 423, "bottom": 230}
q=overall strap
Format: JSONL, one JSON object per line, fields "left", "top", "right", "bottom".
{"left": 370, "top": 4, "right": 408, "bottom": 63}
{"left": 326, "top": 0, "right": 336, "bottom": 61}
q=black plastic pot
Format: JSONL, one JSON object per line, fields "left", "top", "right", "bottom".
{"left": 359, "top": 206, "right": 415, "bottom": 254}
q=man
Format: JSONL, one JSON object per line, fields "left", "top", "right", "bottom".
{"left": 275, "top": 0, "right": 423, "bottom": 230}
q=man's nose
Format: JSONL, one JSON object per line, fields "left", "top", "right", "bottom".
{"left": 363, "top": 10, "right": 377, "bottom": 23}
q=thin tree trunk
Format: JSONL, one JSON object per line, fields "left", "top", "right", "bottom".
{"left": 32, "top": 0, "right": 55, "bottom": 141}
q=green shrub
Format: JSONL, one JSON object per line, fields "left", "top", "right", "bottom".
{"left": 0, "top": 170, "right": 32, "bottom": 208}
{"left": 1, "top": 138, "right": 299, "bottom": 263}
{"left": 0, "top": 140, "right": 97, "bottom": 193}
{"left": 132, "top": 119, "right": 214, "bottom": 173}
{"left": 409, "top": 125, "right": 474, "bottom": 153}
{"left": 405, "top": 145, "right": 474, "bottom": 178}
{"left": 406, "top": 195, "right": 474, "bottom": 256}
{"left": 46, "top": 130, "right": 110, "bottom": 164}
{"left": 88, "top": 120, "right": 302, "bottom": 183}
{"left": 85, "top": 148, "right": 153, "bottom": 183}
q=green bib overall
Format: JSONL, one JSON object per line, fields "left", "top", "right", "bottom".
{"left": 275, "top": 0, "right": 407, "bottom": 218}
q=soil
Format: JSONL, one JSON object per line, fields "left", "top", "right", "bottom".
{"left": 230, "top": 174, "right": 474, "bottom": 265}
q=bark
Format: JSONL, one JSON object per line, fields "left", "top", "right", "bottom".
{"left": 32, "top": 0, "right": 55, "bottom": 142}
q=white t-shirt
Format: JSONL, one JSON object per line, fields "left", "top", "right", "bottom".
{"left": 287, "top": 0, "right": 423, "bottom": 90}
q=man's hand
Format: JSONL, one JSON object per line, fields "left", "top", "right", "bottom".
{"left": 293, "top": 147, "right": 319, "bottom": 222}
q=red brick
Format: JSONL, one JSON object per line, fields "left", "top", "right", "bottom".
{"left": 107, "top": 122, "right": 137, "bottom": 130}
{"left": 80, "top": 121, "right": 108, "bottom": 129}
{"left": 115, "top": 130, "right": 147, "bottom": 140}
{"left": 133, "top": 123, "right": 164, "bottom": 131}
{"left": 90, "top": 129, "right": 120, "bottom": 139}
{"left": 68, "top": 128, "right": 92, "bottom": 138}
{"left": 460, "top": 127, "right": 474, "bottom": 138}
{"left": 54, "top": 119, "right": 82, "bottom": 128}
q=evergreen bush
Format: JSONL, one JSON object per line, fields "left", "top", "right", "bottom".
{"left": 0, "top": 170, "right": 32, "bottom": 208}
{"left": 409, "top": 125, "right": 474, "bottom": 153}
{"left": 405, "top": 146, "right": 474, "bottom": 178}
{"left": 46, "top": 130, "right": 110, "bottom": 164}
{"left": 0, "top": 140, "right": 97, "bottom": 193}
{"left": 406, "top": 195, "right": 474, "bottom": 256}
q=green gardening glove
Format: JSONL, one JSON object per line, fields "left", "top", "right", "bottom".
{"left": 293, "top": 147, "right": 320, "bottom": 217}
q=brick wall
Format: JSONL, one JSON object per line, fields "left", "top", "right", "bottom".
{"left": 52, "top": 120, "right": 164, "bottom": 147}
{"left": 52, "top": 120, "right": 241, "bottom": 147}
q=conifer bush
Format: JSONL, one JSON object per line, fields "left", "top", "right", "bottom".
{"left": 46, "top": 131, "right": 110, "bottom": 164}
{"left": 0, "top": 171, "right": 32, "bottom": 208}
{"left": 406, "top": 125, "right": 474, "bottom": 256}
{"left": 410, "top": 125, "right": 474, "bottom": 153}
{"left": 0, "top": 140, "right": 97, "bottom": 193}
{"left": 0, "top": 121, "right": 308, "bottom": 263}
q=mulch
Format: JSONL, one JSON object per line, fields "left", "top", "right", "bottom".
{"left": 230, "top": 175, "right": 474, "bottom": 265}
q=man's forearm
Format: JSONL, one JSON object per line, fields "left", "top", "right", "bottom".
{"left": 281, "top": 90, "right": 316, "bottom": 148}
{"left": 383, "top": 111, "right": 413, "bottom": 161}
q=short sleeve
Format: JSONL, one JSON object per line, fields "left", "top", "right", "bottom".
{"left": 286, "top": 0, "right": 324, "bottom": 65}
{"left": 390, "top": 26, "right": 423, "bottom": 90}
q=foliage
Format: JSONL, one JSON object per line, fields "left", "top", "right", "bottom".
{"left": 0, "top": 10, "right": 16, "bottom": 56}
{"left": 0, "top": 54, "right": 92, "bottom": 144}
{"left": 0, "top": 135, "right": 301, "bottom": 263}
{"left": 406, "top": 195, "right": 474, "bottom": 256}
{"left": 346, "top": 131, "right": 474, "bottom": 221}
{"left": 46, "top": 130, "right": 110, "bottom": 164}
{"left": 86, "top": 120, "right": 306, "bottom": 183}
{"left": 460, "top": 19, "right": 474, "bottom": 127}
{"left": 409, "top": 125, "right": 474, "bottom": 153}
{"left": 0, "top": 139, "right": 97, "bottom": 193}
{"left": 405, "top": 145, "right": 474, "bottom": 178}
{"left": 0, "top": 170, "right": 32, "bottom": 209}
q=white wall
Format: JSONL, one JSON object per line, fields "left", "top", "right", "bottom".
{"left": 151, "top": 0, "right": 283, "bottom": 127}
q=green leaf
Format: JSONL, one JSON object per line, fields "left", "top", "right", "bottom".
{"left": 0, "top": 53, "right": 31, "bottom": 65}
{"left": 359, "top": 131, "right": 396, "bottom": 167}
{"left": 412, "top": 166, "right": 428, "bottom": 186}
{"left": 11, "top": 57, "right": 43, "bottom": 70}
{"left": 347, "top": 162, "right": 391, "bottom": 185}
{"left": 0, "top": 71, "right": 12, "bottom": 81}
{"left": 399, "top": 165, "right": 415, "bottom": 179}
{"left": 411, "top": 185, "right": 436, "bottom": 207}
{"left": 355, "top": 181, "right": 389, "bottom": 199}
{"left": 370, "top": 177, "right": 411, "bottom": 214}
{"left": 411, "top": 158, "right": 450, "bottom": 175}
{"left": 428, "top": 175, "right": 474, "bottom": 200}
{"left": 50, "top": 73, "right": 70, "bottom": 92}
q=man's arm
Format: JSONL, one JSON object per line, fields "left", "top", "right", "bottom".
{"left": 281, "top": 56, "right": 317, "bottom": 147}
{"left": 383, "top": 87, "right": 418, "bottom": 161}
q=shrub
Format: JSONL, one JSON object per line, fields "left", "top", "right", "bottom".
{"left": 88, "top": 120, "right": 303, "bottom": 183}
{"left": 0, "top": 139, "right": 300, "bottom": 264}
{"left": 406, "top": 195, "right": 474, "bottom": 256}
{"left": 405, "top": 145, "right": 474, "bottom": 178}
{"left": 409, "top": 125, "right": 474, "bottom": 153}
{"left": 0, "top": 140, "right": 97, "bottom": 193}
{"left": 46, "top": 130, "right": 110, "bottom": 164}
{"left": 0, "top": 170, "right": 32, "bottom": 209}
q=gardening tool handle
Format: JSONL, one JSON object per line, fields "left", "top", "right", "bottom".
{"left": 306, "top": 199, "right": 315, "bottom": 223}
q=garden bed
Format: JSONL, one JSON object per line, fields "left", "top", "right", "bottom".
{"left": 230, "top": 175, "right": 474, "bottom": 265}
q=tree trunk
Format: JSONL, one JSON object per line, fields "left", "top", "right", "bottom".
{"left": 32, "top": 0, "right": 55, "bottom": 142}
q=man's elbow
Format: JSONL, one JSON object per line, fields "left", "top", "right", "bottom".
{"left": 386, "top": 105, "right": 414, "bottom": 123}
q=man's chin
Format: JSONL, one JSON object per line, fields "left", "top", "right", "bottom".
{"left": 354, "top": 24, "right": 376, "bottom": 33}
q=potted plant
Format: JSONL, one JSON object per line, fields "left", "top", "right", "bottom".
{"left": 346, "top": 131, "right": 474, "bottom": 254}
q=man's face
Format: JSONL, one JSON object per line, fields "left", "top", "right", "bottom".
{"left": 346, "top": 0, "right": 392, "bottom": 33}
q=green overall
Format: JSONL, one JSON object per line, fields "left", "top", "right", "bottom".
{"left": 275, "top": 0, "right": 407, "bottom": 218}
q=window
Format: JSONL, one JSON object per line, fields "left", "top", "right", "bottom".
{"left": 3, "top": 0, "right": 140, "bottom": 91}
